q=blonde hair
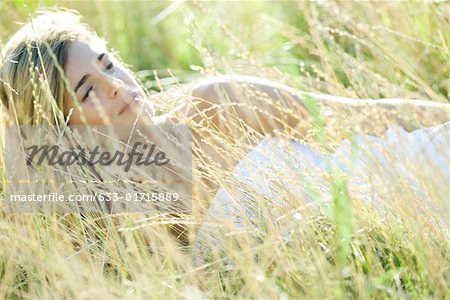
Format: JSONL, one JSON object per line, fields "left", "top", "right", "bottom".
{"left": 0, "top": 9, "right": 102, "bottom": 125}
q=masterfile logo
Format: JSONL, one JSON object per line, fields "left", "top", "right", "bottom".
{"left": 4, "top": 125, "right": 192, "bottom": 214}
{"left": 24, "top": 142, "right": 170, "bottom": 172}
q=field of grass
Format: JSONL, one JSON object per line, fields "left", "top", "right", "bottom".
{"left": 1, "top": 1, "right": 449, "bottom": 299}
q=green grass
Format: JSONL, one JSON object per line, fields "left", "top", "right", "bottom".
{"left": 1, "top": 1, "right": 449, "bottom": 299}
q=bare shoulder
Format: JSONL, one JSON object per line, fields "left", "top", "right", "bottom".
{"left": 190, "top": 75, "right": 302, "bottom": 101}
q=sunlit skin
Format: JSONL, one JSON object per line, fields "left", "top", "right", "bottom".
{"left": 64, "top": 39, "right": 450, "bottom": 175}
{"left": 48, "top": 37, "right": 450, "bottom": 246}
{"left": 65, "top": 40, "right": 153, "bottom": 126}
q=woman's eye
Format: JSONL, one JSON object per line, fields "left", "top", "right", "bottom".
{"left": 82, "top": 86, "right": 93, "bottom": 102}
{"left": 105, "top": 62, "right": 114, "bottom": 71}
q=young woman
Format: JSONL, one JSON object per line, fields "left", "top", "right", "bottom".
{"left": 1, "top": 10, "right": 449, "bottom": 249}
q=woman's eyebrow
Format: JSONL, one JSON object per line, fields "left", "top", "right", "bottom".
{"left": 74, "top": 53, "right": 106, "bottom": 93}
{"left": 98, "top": 53, "right": 106, "bottom": 62}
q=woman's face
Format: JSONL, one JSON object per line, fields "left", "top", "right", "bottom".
{"left": 64, "top": 40, "right": 152, "bottom": 125}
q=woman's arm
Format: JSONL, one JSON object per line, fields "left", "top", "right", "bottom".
{"left": 186, "top": 75, "right": 450, "bottom": 140}
{"left": 165, "top": 75, "right": 449, "bottom": 191}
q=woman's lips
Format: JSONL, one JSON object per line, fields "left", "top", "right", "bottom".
{"left": 118, "top": 93, "right": 141, "bottom": 115}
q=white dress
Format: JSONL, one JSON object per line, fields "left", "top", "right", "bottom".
{"left": 193, "top": 122, "right": 450, "bottom": 259}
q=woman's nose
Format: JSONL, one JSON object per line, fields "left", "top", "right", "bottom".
{"left": 107, "top": 77, "right": 125, "bottom": 99}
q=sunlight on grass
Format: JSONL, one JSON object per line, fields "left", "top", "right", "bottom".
{"left": 1, "top": 1, "right": 449, "bottom": 299}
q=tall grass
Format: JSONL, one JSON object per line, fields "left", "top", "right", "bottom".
{"left": 1, "top": 1, "right": 449, "bottom": 299}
